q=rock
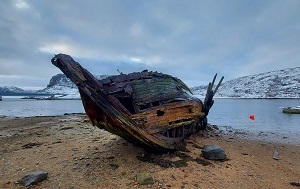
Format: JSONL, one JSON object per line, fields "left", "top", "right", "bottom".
{"left": 136, "top": 172, "right": 154, "bottom": 185}
{"left": 273, "top": 150, "right": 279, "bottom": 160}
{"left": 290, "top": 182, "right": 300, "bottom": 187}
{"left": 195, "top": 157, "right": 212, "bottom": 166}
{"left": 109, "top": 163, "right": 119, "bottom": 170}
{"left": 18, "top": 171, "right": 48, "bottom": 187}
{"left": 201, "top": 145, "right": 227, "bottom": 160}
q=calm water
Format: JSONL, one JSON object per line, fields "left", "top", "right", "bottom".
{"left": 208, "top": 99, "right": 300, "bottom": 134}
{"left": 0, "top": 97, "right": 85, "bottom": 117}
{"left": 1, "top": 97, "right": 299, "bottom": 143}
{"left": 207, "top": 98, "right": 300, "bottom": 145}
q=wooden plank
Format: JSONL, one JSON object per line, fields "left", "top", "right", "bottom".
{"left": 131, "top": 100, "right": 204, "bottom": 131}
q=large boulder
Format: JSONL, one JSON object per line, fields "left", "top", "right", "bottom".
{"left": 18, "top": 171, "right": 48, "bottom": 187}
{"left": 201, "top": 145, "right": 227, "bottom": 160}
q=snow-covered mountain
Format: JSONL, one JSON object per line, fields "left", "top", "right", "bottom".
{"left": 0, "top": 86, "right": 36, "bottom": 95}
{"left": 36, "top": 73, "right": 109, "bottom": 98}
{"left": 37, "top": 74, "right": 78, "bottom": 96}
{"left": 191, "top": 67, "right": 300, "bottom": 98}
{"left": 1, "top": 67, "right": 299, "bottom": 99}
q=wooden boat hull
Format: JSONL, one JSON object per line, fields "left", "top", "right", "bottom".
{"left": 52, "top": 54, "right": 222, "bottom": 150}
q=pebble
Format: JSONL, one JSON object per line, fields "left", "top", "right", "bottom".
{"left": 136, "top": 172, "right": 154, "bottom": 185}
{"left": 171, "top": 174, "right": 177, "bottom": 180}
{"left": 273, "top": 150, "right": 279, "bottom": 160}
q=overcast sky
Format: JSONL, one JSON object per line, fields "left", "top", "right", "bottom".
{"left": 1, "top": 0, "right": 300, "bottom": 89}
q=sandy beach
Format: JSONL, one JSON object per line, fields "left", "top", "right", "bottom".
{"left": 0, "top": 114, "right": 299, "bottom": 189}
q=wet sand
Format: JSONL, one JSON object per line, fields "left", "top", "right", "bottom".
{"left": 0, "top": 114, "right": 299, "bottom": 189}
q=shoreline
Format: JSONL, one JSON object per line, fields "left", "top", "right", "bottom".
{"left": 1, "top": 113, "right": 299, "bottom": 146}
{"left": 0, "top": 114, "right": 299, "bottom": 188}
{"left": 2, "top": 95, "right": 300, "bottom": 100}
{"left": 217, "top": 125, "right": 300, "bottom": 146}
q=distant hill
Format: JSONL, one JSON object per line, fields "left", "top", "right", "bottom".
{"left": 191, "top": 67, "right": 300, "bottom": 98}
{"left": 36, "top": 73, "right": 109, "bottom": 98}
{"left": 1, "top": 67, "right": 299, "bottom": 98}
{"left": 37, "top": 74, "right": 78, "bottom": 95}
{"left": 0, "top": 86, "right": 36, "bottom": 96}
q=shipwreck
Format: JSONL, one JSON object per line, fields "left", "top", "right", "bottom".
{"left": 52, "top": 54, "right": 223, "bottom": 150}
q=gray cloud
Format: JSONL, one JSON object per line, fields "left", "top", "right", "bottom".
{"left": 1, "top": 0, "right": 300, "bottom": 89}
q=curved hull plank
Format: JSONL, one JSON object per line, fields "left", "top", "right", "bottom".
{"left": 51, "top": 54, "right": 222, "bottom": 150}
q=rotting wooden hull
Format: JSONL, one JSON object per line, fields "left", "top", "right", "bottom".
{"left": 51, "top": 54, "right": 223, "bottom": 150}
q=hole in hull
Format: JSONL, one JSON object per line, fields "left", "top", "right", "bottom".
{"left": 156, "top": 110, "right": 165, "bottom": 116}
{"left": 117, "top": 97, "right": 135, "bottom": 114}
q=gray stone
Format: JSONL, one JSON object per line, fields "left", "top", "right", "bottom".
{"left": 201, "top": 145, "right": 227, "bottom": 160}
{"left": 136, "top": 172, "right": 154, "bottom": 185}
{"left": 273, "top": 150, "right": 279, "bottom": 160}
{"left": 19, "top": 171, "right": 48, "bottom": 187}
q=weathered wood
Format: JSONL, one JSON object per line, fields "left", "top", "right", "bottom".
{"left": 51, "top": 53, "right": 223, "bottom": 150}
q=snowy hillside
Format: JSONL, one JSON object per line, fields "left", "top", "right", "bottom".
{"left": 2, "top": 67, "right": 299, "bottom": 99}
{"left": 0, "top": 86, "right": 36, "bottom": 95}
{"left": 37, "top": 74, "right": 78, "bottom": 96}
{"left": 37, "top": 74, "right": 109, "bottom": 98}
{"left": 191, "top": 67, "right": 300, "bottom": 98}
